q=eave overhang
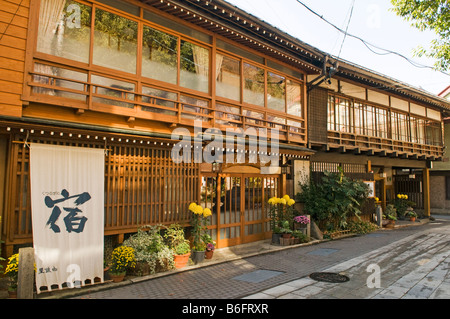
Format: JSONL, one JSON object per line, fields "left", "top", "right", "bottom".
{"left": 140, "top": 0, "right": 325, "bottom": 74}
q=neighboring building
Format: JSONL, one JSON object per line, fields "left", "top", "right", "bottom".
{"left": 430, "top": 85, "right": 450, "bottom": 213}
{"left": 1, "top": 0, "right": 449, "bottom": 258}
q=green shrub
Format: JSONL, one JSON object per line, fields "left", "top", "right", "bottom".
{"left": 296, "top": 168, "right": 370, "bottom": 229}
{"left": 123, "top": 225, "right": 174, "bottom": 274}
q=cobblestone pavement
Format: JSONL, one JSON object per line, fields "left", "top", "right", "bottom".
{"left": 245, "top": 217, "right": 450, "bottom": 299}
{"left": 69, "top": 215, "right": 450, "bottom": 300}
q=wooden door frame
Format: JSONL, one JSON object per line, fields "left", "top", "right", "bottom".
{"left": 200, "top": 172, "right": 280, "bottom": 248}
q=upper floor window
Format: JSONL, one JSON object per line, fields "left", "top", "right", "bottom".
{"left": 328, "top": 95, "right": 352, "bottom": 133}
{"left": 142, "top": 25, "right": 178, "bottom": 84}
{"left": 33, "top": 0, "right": 304, "bottom": 121}
{"left": 93, "top": 9, "right": 138, "bottom": 74}
{"left": 37, "top": 0, "right": 92, "bottom": 63}
{"left": 180, "top": 40, "right": 210, "bottom": 93}
{"left": 216, "top": 53, "right": 240, "bottom": 101}
{"left": 327, "top": 93, "right": 441, "bottom": 147}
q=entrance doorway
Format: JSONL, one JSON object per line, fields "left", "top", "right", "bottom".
{"left": 200, "top": 173, "right": 280, "bottom": 248}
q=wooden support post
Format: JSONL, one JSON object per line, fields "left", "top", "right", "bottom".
{"left": 423, "top": 167, "right": 430, "bottom": 217}
{"left": 17, "top": 247, "right": 35, "bottom": 299}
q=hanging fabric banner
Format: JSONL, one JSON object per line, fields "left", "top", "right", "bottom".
{"left": 30, "top": 144, "right": 105, "bottom": 293}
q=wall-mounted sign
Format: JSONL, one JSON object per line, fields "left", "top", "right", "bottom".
{"left": 364, "top": 181, "right": 375, "bottom": 198}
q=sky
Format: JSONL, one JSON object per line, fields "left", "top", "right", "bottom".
{"left": 225, "top": 0, "right": 450, "bottom": 96}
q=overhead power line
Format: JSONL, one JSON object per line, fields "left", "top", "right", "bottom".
{"left": 294, "top": 0, "right": 450, "bottom": 77}
{"left": 337, "top": 0, "right": 355, "bottom": 59}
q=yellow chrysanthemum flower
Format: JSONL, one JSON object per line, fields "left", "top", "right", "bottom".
{"left": 189, "top": 202, "right": 197, "bottom": 212}
{"left": 287, "top": 199, "right": 295, "bottom": 206}
{"left": 282, "top": 194, "right": 290, "bottom": 201}
{"left": 203, "top": 208, "right": 212, "bottom": 217}
{"left": 279, "top": 198, "right": 286, "bottom": 205}
{"left": 194, "top": 205, "right": 204, "bottom": 215}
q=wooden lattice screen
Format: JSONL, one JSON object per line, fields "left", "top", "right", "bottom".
{"left": 4, "top": 135, "right": 199, "bottom": 246}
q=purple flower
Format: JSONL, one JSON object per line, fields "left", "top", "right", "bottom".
{"left": 294, "top": 215, "right": 310, "bottom": 224}
{"left": 206, "top": 243, "right": 215, "bottom": 251}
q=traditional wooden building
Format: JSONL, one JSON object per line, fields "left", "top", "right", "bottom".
{"left": 0, "top": 0, "right": 449, "bottom": 256}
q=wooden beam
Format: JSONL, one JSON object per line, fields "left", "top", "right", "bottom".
{"left": 423, "top": 167, "right": 430, "bottom": 217}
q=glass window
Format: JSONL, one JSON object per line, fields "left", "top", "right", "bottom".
{"left": 392, "top": 112, "right": 408, "bottom": 142}
{"left": 354, "top": 103, "right": 365, "bottom": 135}
{"left": 366, "top": 105, "right": 376, "bottom": 137}
{"left": 336, "top": 97, "right": 351, "bottom": 133}
{"left": 327, "top": 95, "right": 335, "bottom": 131}
{"left": 142, "top": 26, "right": 178, "bottom": 85}
{"left": 91, "top": 74, "right": 135, "bottom": 108}
{"left": 426, "top": 121, "right": 442, "bottom": 146}
{"left": 93, "top": 9, "right": 137, "bottom": 74}
{"left": 216, "top": 104, "right": 241, "bottom": 127}
{"left": 286, "top": 80, "right": 302, "bottom": 117}
{"left": 37, "top": 0, "right": 91, "bottom": 63}
{"left": 180, "top": 41, "right": 210, "bottom": 93}
{"left": 32, "top": 63, "right": 87, "bottom": 101}
{"left": 267, "top": 72, "right": 286, "bottom": 112}
{"left": 376, "top": 108, "right": 387, "bottom": 138}
{"left": 216, "top": 54, "right": 240, "bottom": 101}
{"left": 180, "top": 95, "right": 210, "bottom": 122}
{"left": 410, "top": 117, "right": 418, "bottom": 143}
{"left": 243, "top": 63, "right": 265, "bottom": 107}
{"left": 141, "top": 86, "right": 177, "bottom": 116}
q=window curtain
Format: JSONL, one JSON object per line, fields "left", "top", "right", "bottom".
{"left": 215, "top": 54, "right": 224, "bottom": 81}
{"left": 35, "top": 0, "right": 66, "bottom": 94}
{"left": 37, "top": 0, "right": 66, "bottom": 55}
{"left": 192, "top": 44, "right": 209, "bottom": 77}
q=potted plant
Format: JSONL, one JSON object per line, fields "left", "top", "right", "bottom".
{"left": 189, "top": 202, "right": 212, "bottom": 264}
{"left": 203, "top": 234, "right": 215, "bottom": 259}
{"left": 268, "top": 195, "right": 296, "bottom": 245}
{"left": 279, "top": 220, "right": 294, "bottom": 245}
{"left": 383, "top": 204, "right": 397, "bottom": 228}
{"left": 109, "top": 246, "right": 136, "bottom": 282}
{"left": 406, "top": 211, "right": 418, "bottom": 222}
{"left": 205, "top": 242, "right": 215, "bottom": 259}
{"left": 123, "top": 225, "right": 174, "bottom": 275}
{"left": 292, "top": 230, "right": 309, "bottom": 244}
{"left": 4, "top": 253, "right": 19, "bottom": 298}
{"left": 164, "top": 224, "right": 191, "bottom": 269}
{"left": 293, "top": 215, "right": 310, "bottom": 233}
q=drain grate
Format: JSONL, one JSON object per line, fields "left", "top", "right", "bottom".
{"left": 309, "top": 272, "right": 350, "bottom": 283}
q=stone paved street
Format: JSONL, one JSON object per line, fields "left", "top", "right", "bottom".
{"left": 68, "top": 215, "right": 450, "bottom": 300}
{"left": 245, "top": 218, "right": 450, "bottom": 299}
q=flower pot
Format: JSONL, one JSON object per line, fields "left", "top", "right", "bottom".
{"left": 410, "top": 217, "right": 416, "bottom": 222}
{"left": 132, "top": 261, "right": 150, "bottom": 276}
{"left": 191, "top": 250, "right": 206, "bottom": 264}
{"left": 205, "top": 250, "right": 214, "bottom": 259}
{"left": 282, "top": 233, "right": 291, "bottom": 238}
{"left": 109, "top": 271, "right": 126, "bottom": 283}
{"left": 386, "top": 220, "right": 396, "bottom": 229}
{"left": 173, "top": 253, "right": 190, "bottom": 269}
{"left": 8, "top": 290, "right": 17, "bottom": 299}
{"left": 271, "top": 233, "right": 282, "bottom": 245}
